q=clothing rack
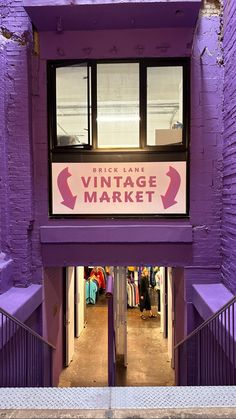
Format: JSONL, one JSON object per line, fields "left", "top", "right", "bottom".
{"left": 86, "top": 277, "right": 98, "bottom": 304}
{"left": 127, "top": 279, "right": 139, "bottom": 308}
{"left": 85, "top": 266, "right": 108, "bottom": 304}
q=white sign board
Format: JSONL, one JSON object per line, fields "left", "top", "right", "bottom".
{"left": 51, "top": 161, "right": 187, "bottom": 215}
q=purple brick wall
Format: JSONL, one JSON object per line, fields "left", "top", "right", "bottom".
{"left": 30, "top": 26, "right": 194, "bottom": 280}
{"left": 32, "top": 4, "right": 223, "bottom": 276}
{"left": 0, "top": 1, "right": 227, "bottom": 324}
{"left": 183, "top": 3, "right": 224, "bottom": 318}
{"left": 0, "top": 1, "right": 34, "bottom": 287}
{"left": 0, "top": 29, "right": 6, "bottom": 251}
{"left": 1, "top": 1, "right": 224, "bottom": 280}
{"left": 222, "top": 0, "right": 236, "bottom": 294}
{"left": 0, "top": 0, "right": 231, "bottom": 385}
{"left": 190, "top": 10, "right": 223, "bottom": 269}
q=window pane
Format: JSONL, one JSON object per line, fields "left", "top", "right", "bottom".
{"left": 56, "top": 64, "right": 89, "bottom": 147}
{"left": 147, "top": 67, "right": 183, "bottom": 146}
{"left": 97, "top": 63, "right": 139, "bottom": 148}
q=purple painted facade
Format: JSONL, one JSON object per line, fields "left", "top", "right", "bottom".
{"left": 0, "top": 0, "right": 235, "bottom": 385}
{"left": 222, "top": 0, "right": 236, "bottom": 295}
{"left": 0, "top": 1, "right": 34, "bottom": 288}
{"left": 43, "top": 268, "right": 63, "bottom": 385}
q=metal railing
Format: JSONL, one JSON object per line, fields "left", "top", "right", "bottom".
{"left": 175, "top": 296, "right": 236, "bottom": 386}
{"left": 0, "top": 307, "right": 55, "bottom": 387}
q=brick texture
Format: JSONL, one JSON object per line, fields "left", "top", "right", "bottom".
{"left": 0, "top": 0, "right": 226, "bottom": 297}
{"left": 32, "top": 4, "right": 223, "bottom": 271}
{"left": 190, "top": 10, "right": 224, "bottom": 268}
{"left": 221, "top": 0, "right": 236, "bottom": 294}
{"left": 0, "top": 0, "right": 34, "bottom": 286}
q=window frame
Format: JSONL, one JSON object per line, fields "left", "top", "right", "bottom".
{"left": 140, "top": 60, "right": 189, "bottom": 152}
{"left": 48, "top": 58, "right": 190, "bottom": 154}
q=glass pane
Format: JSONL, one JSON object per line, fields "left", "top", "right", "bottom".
{"left": 147, "top": 66, "right": 183, "bottom": 146}
{"left": 97, "top": 63, "right": 139, "bottom": 148}
{"left": 56, "top": 64, "right": 89, "bottom": 146}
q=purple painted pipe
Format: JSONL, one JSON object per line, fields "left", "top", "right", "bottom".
{"left": 105, "top": 275, "right": 113, "bottom": 298}
{"left": 106, "top": 274, "right": 116, "bottom": 386}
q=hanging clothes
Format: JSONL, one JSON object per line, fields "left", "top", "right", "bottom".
{"left": 90, "top": 267, "right": 106, "bottom": 289}
{"left": 127, "top": 281, "right": 139, "bottom": 307}
{"left": 154, "top": 268, "right": 162, "bottom": 312}
{"left": 86, "top": 279, "right": 98, "bottom": 304}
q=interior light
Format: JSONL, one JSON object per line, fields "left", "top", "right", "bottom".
{"left": 97, "top": 115, "right": 140, "bottom": 122}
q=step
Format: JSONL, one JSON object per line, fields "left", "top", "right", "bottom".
{"left": 0, "top": 386, "right": 236, "bottom": 418}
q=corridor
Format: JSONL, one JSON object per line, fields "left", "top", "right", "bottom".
{"left": 59, "top": 294, "right": 174, "bottom": 387}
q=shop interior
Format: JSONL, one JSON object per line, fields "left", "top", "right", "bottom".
{"left": 59, "top": 266, "right": 175, "bottom": 387}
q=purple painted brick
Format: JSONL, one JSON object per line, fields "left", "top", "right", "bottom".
{"left": 222, "top": 0, "right": 236, "bottom": 294}
{"left": 0, "top": 0, "right": 229, "bottom": 317}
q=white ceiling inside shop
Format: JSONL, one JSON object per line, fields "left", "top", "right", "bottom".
{"left": 56, "top": 63, "right": 183, "bottom": 146}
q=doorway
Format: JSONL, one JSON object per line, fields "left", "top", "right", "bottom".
{"left": 115, "top": 266, "right": 174, "bottom": 386}
{"left": 58, "top": 265, "right": 175, "bottom": 387}
{"left": 60, "top": 266, "right": 108, "bottom": 387}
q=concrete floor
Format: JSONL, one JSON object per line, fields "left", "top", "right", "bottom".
{"left": 59, "top": 294, "right": 108, "bottom": 387}
{"left": 2, "top": 407, "right": 236, "bottom": 418}
{"left": 116, "top": 307, "right": 174, "bottom": 387}
{"left": 59, "top": 293, "right": 174, "bottom": 387}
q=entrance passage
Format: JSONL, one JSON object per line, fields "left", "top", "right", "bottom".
{"left": 59, "top": 266, "right": 175, "bottom": 387}
{"left": 59, "top": 292, "right": 108, "bottom": 387}
{"left": 117, "top": 305, "right": 174, "bottom": 386}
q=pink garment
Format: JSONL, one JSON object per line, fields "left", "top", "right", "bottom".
{"left": 135, "top": 284, "right": 140, "bottom": 305}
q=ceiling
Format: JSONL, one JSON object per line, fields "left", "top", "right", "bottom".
{"left": 23, "top": 1, "right": 201, "bottom": 32}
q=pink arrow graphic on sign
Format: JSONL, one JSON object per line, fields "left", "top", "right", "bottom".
{"left": 57, "top": 167, "right": 77, "bottom": 209}
{"left": 161, "top": 166, "right": 181, "bottom": 209}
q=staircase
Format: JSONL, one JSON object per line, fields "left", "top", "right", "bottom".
{"left": 175, "top": 296, "right": 236, "bottom": 386}
{"left": 0, "top": 307, "right": 55, "bottom": 387}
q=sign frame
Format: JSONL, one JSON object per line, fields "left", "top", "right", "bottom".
{"left": 50, "top": 161, "right": 188, "bottom": 218}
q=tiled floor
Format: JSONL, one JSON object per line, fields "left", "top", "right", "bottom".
{"left": 59, "top": 293, "right": 174, "bottom": 387}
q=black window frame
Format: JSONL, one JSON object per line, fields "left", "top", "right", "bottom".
{"left": 48, "top": 58, "right": 190, "bottom": 155}
{"left": 47, "top": 58, "right": 190, "bottom": 219}
{"left": 140, "top": 60, "right": 189, "bottom": 152}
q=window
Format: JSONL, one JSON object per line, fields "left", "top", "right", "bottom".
{"left": 97, "top": 63, "right": 139, "bottom": 148}
{"left": 56, "top": 63, "right": 91, "bottom": 147}
{"left": 48, "top": 59, "right": 189, "bottom": 217}
{"left": 146, "top": 66, "right": 183, "bottom": 146}
{"left": 49, "top": 59, "right": 189, "bottom": 152}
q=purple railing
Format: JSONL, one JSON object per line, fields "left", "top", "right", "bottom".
{"left": 175, "top": 296, "right": 236, "bottom": 386}
{"left": 0, "top": 307, "right": 55, "bottom": 387}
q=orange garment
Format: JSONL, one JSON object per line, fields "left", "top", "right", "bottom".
{"left": 90, "top": 268, "right": 106, "bottom": 289}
